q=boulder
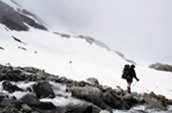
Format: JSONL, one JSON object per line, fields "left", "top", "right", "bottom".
{"left": 69, "top": 85, "right": 103, "bottom": 106}
{"left": 103, "top": 91, "right": 122, "bottom": 109}
{"left": 122, "top": 93, "right": 138, "bottom": 110}
{"left": 33, "top": 81, "right": 55, "bottom": 98}
{"left": 21, "top": 94, "right": 41, "bottom": 107}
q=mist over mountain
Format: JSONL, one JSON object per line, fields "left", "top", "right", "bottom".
{"left": 12, "top": 0, "right": 172, "bottom": 64}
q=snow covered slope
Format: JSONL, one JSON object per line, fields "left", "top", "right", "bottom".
{"left": 0, "top": 0, "right": 172, "bottom": 100}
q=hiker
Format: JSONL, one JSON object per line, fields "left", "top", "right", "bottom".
{"left": 121, "top": 64, "right": 139, "bottom": 93}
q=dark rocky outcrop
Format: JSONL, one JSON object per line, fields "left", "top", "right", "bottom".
{"left": 0, "top": 64, "right": 172, "bottom": 113}
{"left": 77, "top": 35, "right": 110, "bottom": 51}
{"left": 0, "top": 1, "right": 47, "bottom": 31}
{"left": 12, "top": 36, "right": 27, "bottom": 45}
{"left": 0, "top": 46, "right": 5, "bottom": 50}
{"left": 18, "top": 46, "right": 27, "bottom": 51}
{"left": 0, "top": 67, "right": 29, "bottom": 81}
{"left": 0, "top": 0, "right": 28, "bottom": 31}
{"left": 144, "top": 92, "right": 169, "bottom": 111}
{"left": 115, "top": 51, "right": 136, "bottom": 64}
{"left": 149, "top": 63, "right": 172, "bottom": 72}
{"left": 2, "top": 80, "right": 23, "bottom": 93}
{"left": 19, "top": 13, "right": 47, "bottom": 31}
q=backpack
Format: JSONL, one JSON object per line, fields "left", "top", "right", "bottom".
{"left": 121, "top": 64, "right": 130, "bottom": 79}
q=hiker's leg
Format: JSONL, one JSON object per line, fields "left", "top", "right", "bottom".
{"left": 127, "top": 82, "right": 131, "bottom": 93}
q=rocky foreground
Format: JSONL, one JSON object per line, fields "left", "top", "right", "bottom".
{"left": 0, "top": 64, "right": 172, "bottom": 113}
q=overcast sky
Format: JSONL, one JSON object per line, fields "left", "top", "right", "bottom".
{"left": 18, "top": 0, "right": 172, "bottom": 64}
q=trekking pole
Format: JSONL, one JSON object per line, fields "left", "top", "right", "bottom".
{"left": 132, "top": 81, "right": 138, "bottom": 88}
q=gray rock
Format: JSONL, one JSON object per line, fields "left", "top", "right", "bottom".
{"left": 21, "top": 94, "right": 41, "bottom": 107}
{"left": 55, "top": 104, "right": 100, "bottom": 113}
{"left": 103, "top": 91, "right": 122, "bottom": 109}
{"left": 39, "top": 102, "right": 56, "bottom": 110}
{"left": 69, "top": 85, "right": 103, "bottom": 106}
{"left": 87, "top": 77, "right": 99, "bottom": 85}
{"left": 99, "top": 110, "right": 110, "bottom": 113}
{"left": 21, "top": 104, "right": 32, "bottom": 112}
{"left": 31, "top": 111, "right": 40, "bottom": 113}
{"left": 144, "top": 92, "right": 168, "bottom": 111}
{"left": 123, "top": 93, "right": 133, "bottom": 100}
{"left": 149, "top": 63, "right": 172, "bottom": 72}
{"left": 0, "top": 47, "right": 5, "bottom": 50}
{"left": 33, "top": 81, "right": 55, "bottom": 98}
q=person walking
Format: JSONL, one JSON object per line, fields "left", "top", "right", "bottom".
{"left": 122, "top": 64, "right": 139, "bottom": 93}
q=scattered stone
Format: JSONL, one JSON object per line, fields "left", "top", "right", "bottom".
{"left": 18, "top": 46, "right": 27, "bottom": 51}
{"left": 60, "top": 33, "right": 71, "bottom": 38}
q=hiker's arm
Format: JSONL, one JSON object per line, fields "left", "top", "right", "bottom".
{"left": 133, "top": 71, "right": 139, "bottom": 81}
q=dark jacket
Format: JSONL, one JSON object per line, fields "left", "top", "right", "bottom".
{"left": 126, "top": 66, "right": 139, "bottom": 83}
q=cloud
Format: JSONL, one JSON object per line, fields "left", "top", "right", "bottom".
{"left": 17, "top": 0, "right": 172, "bottom": 64}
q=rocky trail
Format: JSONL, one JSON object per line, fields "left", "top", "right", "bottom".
{"left": 0, "top": 64, "right": 172, "bottom": 113}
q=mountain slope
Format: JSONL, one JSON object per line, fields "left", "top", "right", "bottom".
{"left": 0, "top": 0, "right": 172, "bottom": 100}
{"left": 0, "top": 0, "right": 47, "bottom": 31}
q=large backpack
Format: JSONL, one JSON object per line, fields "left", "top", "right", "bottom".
{"left": 121, "top": 64, "right": 130, "bottom": 79}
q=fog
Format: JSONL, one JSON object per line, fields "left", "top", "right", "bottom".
{"left": 17, "top": 0, "right": 172, "bottom": 64}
